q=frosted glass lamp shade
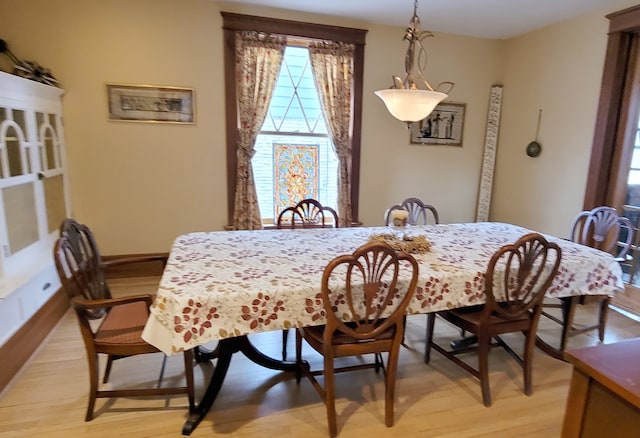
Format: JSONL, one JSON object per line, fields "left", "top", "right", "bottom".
{"left": 375, "top": 89, "right": 447, "bottom": 122}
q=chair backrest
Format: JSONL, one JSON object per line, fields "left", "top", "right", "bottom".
{"left": 385, "top": 204, "right": 406, "bottom": 226}
{"left": 276, "top": 198, "right": 339, "bottom": 229}
{"left": 320, "top": 242, "right": 419, "bottom": 341}
{"left": 54, "top": 218, "right": 110, "bottom": 319}
{"left": 569, "top": 206, "right": 634, "bottom": 261}
{"left": 483, "top": 233, "right": 561, "bottom": 321}
{"left": 384, "top": 197, "right": 439, "bottom": 226}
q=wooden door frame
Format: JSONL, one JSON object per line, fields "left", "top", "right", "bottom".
{"left": 584, "top": 5, "right": 640, "bottom": 209}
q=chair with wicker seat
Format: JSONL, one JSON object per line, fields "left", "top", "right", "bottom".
{"left": 295, "top": 241, "right": 419, "bottom": 437}
{"left": 53, "top": 218, "right": 195, "bottom": 421}
{"left": 277, "top": 198, "right": 339, "bottom": 360}
{"left": 424, "top": 233, "right": 562, "bottom": 407}
{"left": 541, "top": 206, "right": 633, "bottom": 353}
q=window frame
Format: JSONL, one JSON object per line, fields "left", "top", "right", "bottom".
{"left": 221, "top": 12, "right": 367, "bottom": 227}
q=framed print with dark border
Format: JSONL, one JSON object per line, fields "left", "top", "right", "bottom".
{"left": 107, "top": 84, "right": 195, "bottom": 124}
{"left": 410, "top": 102, "right": 466, "bottom": 146}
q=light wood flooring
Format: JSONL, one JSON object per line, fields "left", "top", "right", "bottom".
{"left": 1, "top": 276, "right": 640, "bottom": 438}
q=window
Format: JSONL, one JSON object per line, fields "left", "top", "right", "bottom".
{"left": 629, "top": 127, "right": 640, "bottom": 186}
{"left": 253, "top": 45, "right": 339, "bottom": 224}
{"left": 221, "top": 12, "right": 367, "bottom": 227}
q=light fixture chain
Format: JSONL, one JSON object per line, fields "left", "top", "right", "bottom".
{"left": 373, "top": 0, "right": 454, "bottom": 123}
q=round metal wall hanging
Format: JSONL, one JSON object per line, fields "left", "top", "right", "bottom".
{"left": 526, "top": 141, "right": 541, "bottom": 157}
{"left": 526, "top": 109, "right": 543, "bottom": 158}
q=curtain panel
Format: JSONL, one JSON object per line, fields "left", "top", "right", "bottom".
{"left": 233, "top": 31, "right": 286, "bottom": 230}
{"left": 309, "top": 41, "right": 355, "bottom": 227}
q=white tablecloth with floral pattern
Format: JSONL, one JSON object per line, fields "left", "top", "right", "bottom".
{"left": 142, "top": 222, "right": 623, "bottom": 355}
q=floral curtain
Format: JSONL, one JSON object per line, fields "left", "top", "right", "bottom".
{"left": 309, "top": 42, "right": 354, "bottom": 227}
{"left": 233, "top": 31, "right": 286, "bottom": 230}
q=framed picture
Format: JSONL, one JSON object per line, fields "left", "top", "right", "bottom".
{"left": 410, "top": 102, "right": 466, "bottom": 146}
{"left": 106, "top": 83, "right": 195, "bottom": 124}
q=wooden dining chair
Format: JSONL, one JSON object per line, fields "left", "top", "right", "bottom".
{"left": 384, "top": 197, "right": 439, "bottom": 343}
{"left": 295, "top": 242, "right": 419, "bottom": 437}
{"left": 276, "top": 198, "right": 339, "bottom": 229}
{"left": 384, "top": 197, "right": 439, "bottom": 226}
{"left": 541, "top": 206, "right": 633, "bottom": 352}
{"left": 53, "top": 218, "right": 195, "bottom": 421}
{"left": 424, "top": 233, "right": 561, "bottom": 407}
{"left": 277, "top": 198, "right": 339, "bottom": 360}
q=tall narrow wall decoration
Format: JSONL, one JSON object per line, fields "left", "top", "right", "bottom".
{"left": 475, "top": 85, "right": 503, "bottom": 222}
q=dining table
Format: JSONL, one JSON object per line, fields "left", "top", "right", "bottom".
{"left": 141, "top": 222, "right": 623, "bottom": 435}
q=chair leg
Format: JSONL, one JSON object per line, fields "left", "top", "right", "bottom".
{"left": 598, "top": 297, "right": 611, "bottom": 342}
{"left": 324, "top": 355, "right": 338, "bottom": 437}
{"left": 85, "top": 352, "right": 99, "bottom": 421}
{"left": 400, "top": 315, "right": 408, "bottom": 347}
{"left": 103, "top": 354, "right": 114, "bottom": 384}
{"left": 477, "top": 333, "right": 492, "bottom": 407}
{"left": 295, "top": 329, "right": 303, "bottom": 383}
{"left": 282, "top": 329, "right": 289, "bottom": 361}
{"left": 560, "top": 296, "right": 578, "bottom": 352}
{"left": 374, "top": 352, "right": 384, "bottom": 373}
{"left": 522, "top": 328, "right": 537, "bottom": 396}
{"left": 424, "top": 313, "right": 436, "bottom": 363}
{"left": 183, "top": 348, "right": 196, "bottom": 410}
{"left": 157, "top": 354, "right": 168, "bottom": 388}
{"left": 384, "top": 345, "right": 400, "bottom": 427}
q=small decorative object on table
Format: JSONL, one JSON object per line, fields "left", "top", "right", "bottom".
{"left": 390, "top": 209, "right": 409, "bottom": 227}
{"left": 368, "top": 232, "right": 431, "bottom": 254}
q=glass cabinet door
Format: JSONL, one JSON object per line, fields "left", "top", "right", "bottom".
{"left": 0, "top": 84, "right": 68, "bottom": 280}
{"left": 36, "top": 111, "right": 66, "bottom": 234}
{"left": 0, "top": 108, "right": 39, "bottom": 260}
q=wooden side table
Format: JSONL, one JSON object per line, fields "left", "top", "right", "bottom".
{"left": 562, "top": 338, "right": 640, "bottom": 437}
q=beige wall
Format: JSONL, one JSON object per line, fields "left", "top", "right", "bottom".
{"left": 361, "top": 28, "right": 504, "bottom": 226}
{"left": 493, "top": 10, "right": 614, "bottom": 237}
{"left": 0, "top": 0, "right": 625, "bottom": 253}
{"left": 0, "top": 0, "right": 227, "bottom": 254}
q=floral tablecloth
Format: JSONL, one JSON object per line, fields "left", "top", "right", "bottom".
{"left": 142, "top": 223, "right": 623, "bottom": 355}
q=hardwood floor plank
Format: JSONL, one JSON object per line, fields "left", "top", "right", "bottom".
{"left": 1, "top": 276, "right": 639, "bottom": 437}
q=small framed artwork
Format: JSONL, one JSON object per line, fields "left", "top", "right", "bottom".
{"left": 106, "top": 83, "right": 195, "bottom": 124}
{"left": 410, "top": 102, "right": 466, "bottom": 146}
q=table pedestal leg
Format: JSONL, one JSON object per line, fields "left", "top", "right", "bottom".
{"left": 182, "top": 335, "right": 300, "bottom": 435}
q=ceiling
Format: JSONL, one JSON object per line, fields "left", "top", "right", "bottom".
{"left": 219, "top": 0, "right": 638, "bottom": 39}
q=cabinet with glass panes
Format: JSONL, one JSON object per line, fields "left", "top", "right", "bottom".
{"left": 0, "top": 70, "right": 70, "bottom": 346}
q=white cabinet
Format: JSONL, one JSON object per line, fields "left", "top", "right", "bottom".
{"left": 0, "top": 71, "right": 70, "bottom": 345}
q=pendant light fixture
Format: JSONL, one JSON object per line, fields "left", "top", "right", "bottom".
{"left": 375, "top": 0, "right": 453, "bottom": 125}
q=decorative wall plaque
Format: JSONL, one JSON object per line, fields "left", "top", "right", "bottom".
{"left": 475, "top": 85, "right": 503, "bottom": 222}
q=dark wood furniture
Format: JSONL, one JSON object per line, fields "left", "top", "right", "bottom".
{"left": 425, "top": 233, "right": 562, "bottom": 406}
{"left": 277, "top": 198, "right": 339, "bottom": 360}
{"left": 562, "top": 338, "right": 640, "bottom": 437}
{"left": 295, "top": 242, "right": 419, "bottom": 437}
{"left": 542, "top": 206, "right": 633, "bottom": 356}
{"left": 141, "top": 222, "right": 622, "bottom": 435}
{"left": 384, "top": 197, "right": 439, "bottom": 226}
{"left": 276, "top": 198, "right": 339, "bottom": 229}
{"left": 53, "top": 218, "right": 194, "bottom": 421}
